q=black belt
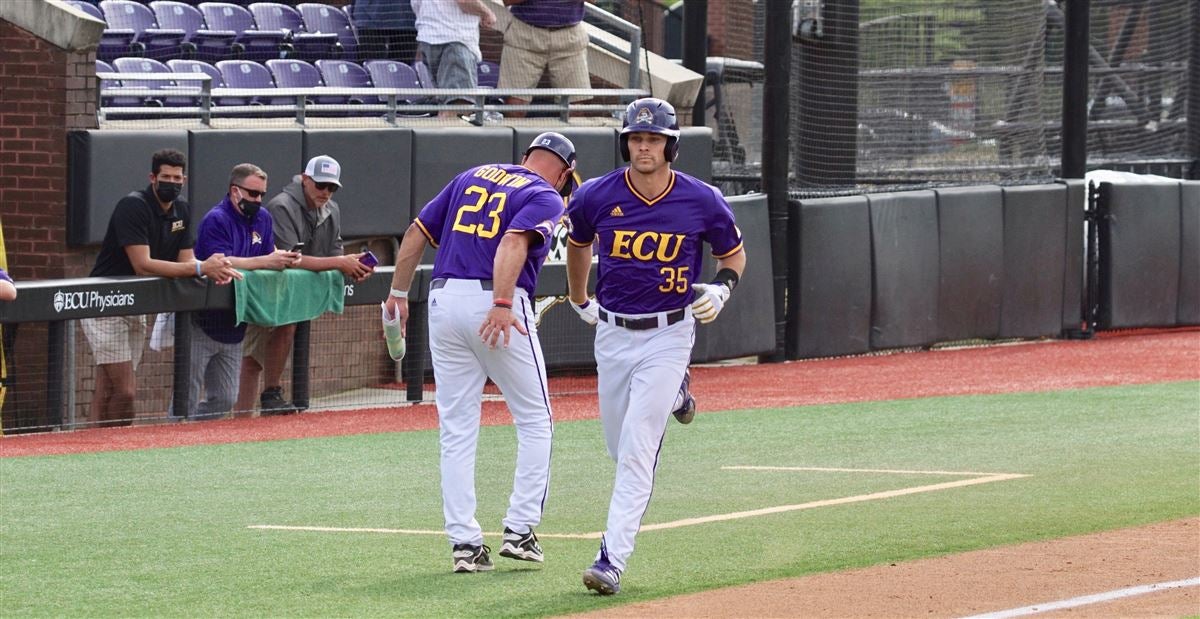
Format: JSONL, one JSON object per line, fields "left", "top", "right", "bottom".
{"left": 598, "top": 308, "right": 685, "bottom": 330}
{"left": 431, "top": 278, "right": 493, "bottom": 290}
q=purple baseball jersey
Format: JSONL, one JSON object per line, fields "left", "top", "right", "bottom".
{"left": 415, "top": 163, "right": 565, "bottom": 295}
{"left": 567, "top": 168, "right": 743, "bottom": 314}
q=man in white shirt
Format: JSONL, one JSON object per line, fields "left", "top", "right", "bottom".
{"left": 413, "top": 0, "right": 496, "bottom": 119}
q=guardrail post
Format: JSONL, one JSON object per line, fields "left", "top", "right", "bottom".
{"left": 291, "top": 320, "right": 311, "bottom": 410}
{"left": 46, "top": 321, "right": 66, "bottom": 428}
{"left": 172, "top": 311, "right": 192, "bottom": 418}
{"left": 201, "top": 80, "right": 212, "bottom": 127}
{"left": 387, "top": 94, "right": 397, "bottom": 125}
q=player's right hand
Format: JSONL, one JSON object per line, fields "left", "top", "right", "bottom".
{"left": 570, "top": 298, "right": 599, "bottom": 325}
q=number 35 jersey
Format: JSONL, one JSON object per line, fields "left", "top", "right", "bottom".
{"left": 414, "top": 163, "right": 565, "bottom": 295}
{"left": 567, "top": 168, "right": 743, "bottom": 314}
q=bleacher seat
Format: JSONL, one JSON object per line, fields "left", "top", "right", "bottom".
{"left": 248, "top": 3, "right": 340, "bottom": 61}
{"left": 477, "top": 60, "right": 499, "bottom": 89}
{"left": 99, "top": 0, "right": 187, "bottom": 60}
{"left": 315, "top": 59, "right": 374, "bottom": 104}
{"left": 113, "top": 56, "right": 196, "bottom": 106}
{"left": 296, "top": 3, "right": 358, "bottom": 61}
{"left": 70, "top": 1, "right": 136, "bottom": 62}
{"left": 167, "top": 58, "right": 227, "bottom": 104}
{"left": 363, "top": 59, "right": 423, "bottom": 105}
{"left": 216, "top": 59, "right": 283, "bottom": 105}
{"left": 199, "top": 2, "right": 287, "bottom": 61}
{"left": 95, "top": 59, "right": 142, "bottom": 107}
{"left": 150, "top": 1, "right": 237, "bottom": 62}
{"left": 412, "top": 59, "right": 435, "bottom": 89}
{"left": 266, "top": 58, "right": 342, "bottom": 104}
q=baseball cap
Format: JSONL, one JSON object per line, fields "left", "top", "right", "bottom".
{"left": 304, "top": 155, "right": 342, "bottom": 187}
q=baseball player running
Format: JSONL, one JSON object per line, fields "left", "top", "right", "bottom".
{"left": 565, "top": 97, "right": 746, "bottom": 595}
{"left": 387, "top": 132, "right": 578, "bottom": 573}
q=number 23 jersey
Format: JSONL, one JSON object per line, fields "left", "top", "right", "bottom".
{"left": 415, "top": 163, "right": 565, "bottom": 295}
{"left": 567, "top": 168, "right": 743, "bottom": 314}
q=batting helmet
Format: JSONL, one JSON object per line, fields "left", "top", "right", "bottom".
{"left": 619, "top": 97, "right": 680, "bottom": 162}
{"left": 524, "top": 132, "right": 578, "bottom": 197}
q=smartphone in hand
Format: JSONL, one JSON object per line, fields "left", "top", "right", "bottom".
{"left": 359, "top": 250, "right": 379, "bottom": 268}
{"left": 290, "top": 243, "right": 305, "bottom": 252}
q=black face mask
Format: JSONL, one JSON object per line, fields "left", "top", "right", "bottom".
{"left": 155, "top": 181, "right": 182, "bottom": 204}
{"left": 240, "top": 199, "right": 261, "bottom": 221}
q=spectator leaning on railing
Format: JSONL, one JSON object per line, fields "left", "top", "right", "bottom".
{"left": 413, "top": 0, "right": 496, "bottom": 120}
{"left": 186, "top": 164, "right": 300, "bottom": 420}
{"left": 81, "top": 149, "right": 241, "bottom": 429}
{"left": 498, "top": 0, "right": 590, "bottom": 118}
{"left": 233, "top": 155, "right": 373, "bottom": 417}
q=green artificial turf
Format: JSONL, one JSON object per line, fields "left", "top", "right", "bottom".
{"left": 2, "top": 381, "right": 1197, "bottom": 617}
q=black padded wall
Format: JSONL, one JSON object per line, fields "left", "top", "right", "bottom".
{"left": 1059, "top": 179, "right": 1086, "bottom": 331}
{"left": 67, "top": 130, "right": 189, "bottom": 246}
{"left": 187, "top": 130, "right": 304, "bottom": 224}
{"left": 789, "top": 195, "right": 872, "bottom": 359}
{"left": 999, "top": 184, "right": 1068, "bottom": 338}
{"left": 692, "top": 194, "right": 774, "bottom": 362}
{"left": 303, "top": 129, "right": 413, "bottom": 238}
{"left": 1179, "top": 182, "right": 1200, "bottom": 325}
{"left": 1098, "top": 182, "right": 1181, "bottom": 328}
{"left": 867, "top": 191, "right": 939, "bottom": 349}
{"left": 513, "top": 127, "right": 619, "bottom": 184}
{"left": 672, "top": 127, "right": 713, "bottom": 182}
{"left": 935, "top": 185, "right": 1003, "bottom": 341}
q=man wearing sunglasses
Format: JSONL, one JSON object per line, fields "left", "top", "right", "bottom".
{"left": 188, "top": 163, "right": 301, "bottom": 419}
{"left": 234, "top": 155, "right": 374, "bottom": 416}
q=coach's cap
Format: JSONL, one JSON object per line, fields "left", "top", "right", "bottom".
{"left": 304, "top": 155, "right": 342, "bottom": 187}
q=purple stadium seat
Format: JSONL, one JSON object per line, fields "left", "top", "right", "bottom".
{"left": 95, "top": 59, "right": 142, "bottom": 107}
{"left": 315, "top": 59, "right": 374, "bottom": 104}
{"left": 412, "top": 59, "right": 435, "bottom": 88}
{"left": 296, "top": 3, "right": 357, "bottom": 60}
{"left": 216, "top": 59, "right": 285, "bottom": 105}
{"left": 199, "top": 2, "right": 287, "bottom": 61}
{"left": 69, "top": 1, "right": 136, "bottom": 62}
{"left": 150, "top": 1, "right": 237, "bottom": 62}
{"left": 248, "top": 3, "right": 339, "bottom": 61}
{"left": 363, "top": 59, "right": 423, "bottom": 104}
{"left": 99, "top": 0, "right": 187, "bottom": 60}
{"left": 167, "top": 58, "right": 227, "bottom": 104}
{"left": 113, "top": 56, "right": 198, "bottom": 106}
{"left": 477, "top": 60, "right": 499, "bottom": 89}
{"left": 266, "top": 58, "right": 342, "bottom": 104}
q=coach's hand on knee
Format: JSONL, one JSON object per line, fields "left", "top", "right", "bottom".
{"left": 570, "top": 298, "right": 599, "bottom": 325}
{"left": 690, "top": 283, "right": 730, "bottom": 324}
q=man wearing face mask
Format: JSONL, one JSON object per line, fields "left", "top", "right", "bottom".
{"left": 187, "top": 163, "right": 301, "bottom": 419}
{"left": 82, "top": 149, "right": 242, "bottom": 428}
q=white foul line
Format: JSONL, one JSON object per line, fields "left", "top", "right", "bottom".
{"left": 958, "top": 577, "right": 1200, "bottom": 619}
{"left": 251, "top": 467, "right": 1028, "bottom": 539}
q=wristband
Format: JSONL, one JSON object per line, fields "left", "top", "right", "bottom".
{"left": 493, "top": 298, "right": 513, "bottom": 309}
{"left": 194, "top": 260, "right": 203, "bottom": 277}
{"left": 389, "top": 288, "right": 409, "bottom": 299}
{"left": 712, "top": 268, "right": 739, "bottom": 292}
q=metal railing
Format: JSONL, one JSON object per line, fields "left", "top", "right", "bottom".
{"left": 583, "top": 2, "right": 643, "bottom": 89}
{"left": 98, "top": 73, "right": 647, "bottom": 126}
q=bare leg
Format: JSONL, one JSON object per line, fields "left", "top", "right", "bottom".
{"left": 97, "top": 361, "right": 136, "bottom": 428}
{"left": 262, "top": 323, "right": 296, "bottom": 391}
{"left": 233, "top": 357, "right": 262, "bottom": 418}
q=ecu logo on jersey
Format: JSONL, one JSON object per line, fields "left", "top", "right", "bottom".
{"left": 610, "top": 230, "right": 685, "bottom": 262}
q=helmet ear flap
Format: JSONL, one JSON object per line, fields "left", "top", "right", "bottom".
{"left": 619, "top": 134, "right": 631, "bottom": 162}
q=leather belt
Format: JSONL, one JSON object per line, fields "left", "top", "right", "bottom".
{"left": 430, "top": 278, "right": 493, "bottom": 290}
{"left": 598, "top": 307, "right": 685, "bottom": 330}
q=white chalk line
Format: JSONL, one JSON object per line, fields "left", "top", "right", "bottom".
{"left": 958, "top": 576, "right": 1200, "bottom": 619}
{"left": 250, "top": 466, "right": 1029, "bottom": 539}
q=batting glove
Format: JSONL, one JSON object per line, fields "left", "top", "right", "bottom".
{"left": 690, "top": 283, "right": 730, "bottom": 324}
{"left": 570, "top": 298, "right": 600, "bottom": 325}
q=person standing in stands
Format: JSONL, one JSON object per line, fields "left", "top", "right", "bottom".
{"left": 233, "top": 155, "right": 373, "bottom": 416}
{"left": 497, "top": 0, "right": 590, "bottom": 117}
{"left": 81, "top": 149, "right": 241, "bottom": 428}
{"left": 353, "top": 0, "right": 418, "bottom": 64}
{"left": 188, "top": 163, "right": 299, "bottom": 419}
{"left": 413, "top": 0, "right": 496, "bottom": 119}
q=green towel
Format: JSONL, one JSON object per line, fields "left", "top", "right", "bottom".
{"left": 233, "top": 269, "right": 345, "bottom": 327}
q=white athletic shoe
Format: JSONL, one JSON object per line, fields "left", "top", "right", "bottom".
{"left": 671, "top": 370, "right": 696, "bottom": 424}
{"left": 498, "top": 528, "right": 543, "bottom": 563}
{"left": 452, "top": 543, "right": 494, "bottom": 573}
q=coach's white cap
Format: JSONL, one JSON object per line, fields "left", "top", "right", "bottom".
{"left": 304, "top": 155, "right": 342, "bottom": 187}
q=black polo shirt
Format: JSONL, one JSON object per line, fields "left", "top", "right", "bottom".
{"left": 90, "top": 186, "right": 195, "bottom": 277}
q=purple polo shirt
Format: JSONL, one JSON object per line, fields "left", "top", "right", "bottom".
{"left": 193, "top": 196, "right": 275, "bottom": 343}
{"left": 511, "top": 0, "right": 584, "bottom": 28}
{"left": 567, "top": 168, "right": 743, "bottom": 315}
{"left": 414, "top": 163, "right": 564, "bottom": 296}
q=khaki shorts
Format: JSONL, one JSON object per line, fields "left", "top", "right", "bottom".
{"left": 242, "top": 323, "right": 274, "bottom": 367}
{"left": 81, "top": 315, "right": 146, "bottom": 368}
{"left": 498, "top": 19, "right": 590, "bottom": 99}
